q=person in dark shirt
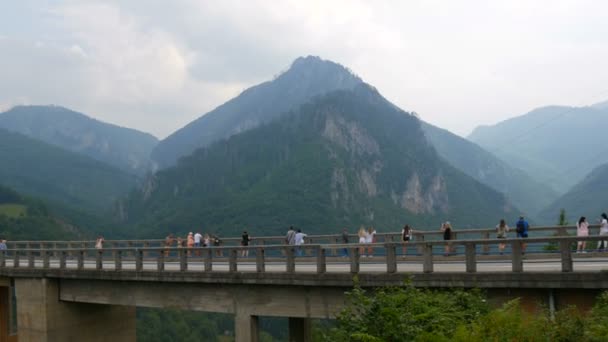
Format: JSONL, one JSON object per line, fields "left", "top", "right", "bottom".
{"left": 341, "top": 228, "right": 349, "bottom": 257}
{"left": 241, "top": 231, "right": 251, "bottom": 257}
{"left": 515, "top": 216, "right": 529, "bottom": 253}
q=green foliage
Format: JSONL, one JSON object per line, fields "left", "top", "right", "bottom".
{"left": 0, "top": 204, "right": 27, "bottom": 218}
{"left": 136, "top": 309, "right": 233, "bottom": 342}
{"left": 320, "top": 285, "right": 488, "bottom": 341}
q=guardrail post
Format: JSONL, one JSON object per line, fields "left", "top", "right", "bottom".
{"left": 179, "top": 249, "right": 187, "bottom": 272}
{"left": 136, "top": 249, "right": 143, "bottom": 272}
{"left": 96, "top": 250, "right": 103, "bottom": 270}
{"left": 77, "top": 250, "right": 84, "bottom": 270}
{"left": 511, "top": 241, "right": 523, "bottom": 272}
{"left": 350, "top": 247, "right": 360, "bottom": 274}
{"left": 482, "top": 232, "right": 490, "bottom": 254}
{"left": 316, "top": 246, "right": 326, "bottom": 274}
{"left": 13, "top": 251, "right": 20, "bottom": 268}
{"left": 27, "top": 249, "right": 34, "bottom": 268}
{"left": 465, "top": 243, "right": 477, "bottom": 273}
{"left": 42, "top": 250, "right": 50, "bottom": 269}
{"left": 386, "top": 243, "right": 397, "bottom": 273}
{"left": 157, "top": 250, "right": 165, "bottom": 271}
{"left": 53, "top": 242, "right": 58, "bottom": 257}
{"left": 115, "top": 250, "right": 122, "bottom": 271}
{"left": 229, "top": 249, "right": 238, "bottom": 272}
{"left": 332, "top": 238, "right": 339, "bottom": 256}
{"left": 0, "top": 250, "right": 5, "bottom": 267}
{"left": 256, "top": 248, "right": 265, "bottom": 273}
{"left": 204, "top": 248, "right": 212, "bottom": 272}
{"left": 60, "top": 250, "right": 67, "bottom": 269}
{"left": 143, "top": 242, "right": 150, "bottom": 257}
{"left": 417, "top": 234, "right": 425, "bottom": 255}
{"left": 423, "top": 244, "right": 433, "bottom": 273}
{"left": 560, "top": 240, "right": 573, "bottom": 272}
{"left": 285, "top": 246, "right": 295, "bottom": 273}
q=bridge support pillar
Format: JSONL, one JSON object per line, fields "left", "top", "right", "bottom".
{"left": 289, "top": 317, "right": 312, "bottom": 342}
{"left": 14, "top": 278, "right": 136, "bottom": 342}
{"left": 234, "top": 311, "right": 259, "bottom": 342}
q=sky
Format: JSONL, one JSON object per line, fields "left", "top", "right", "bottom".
{"left": 1, "top": 0, "right": 607, "bottom": 139}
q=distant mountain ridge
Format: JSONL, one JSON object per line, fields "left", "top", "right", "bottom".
{"left": 421, "top": 122, "right": 558, "bottom": 216}
{"left": 124, "top": 84, "right": 514, "bottom": 238}
{"left": 0, "top": 127, "right": 136, "bottom": 213}
{"left": 539, "top": 162, "right": 608, "bottom": 223}
{"left": 0, "top": 105, "right": 158, "bottom": 175}
{"left": 468, "top": 105, "right": 608, "bottom": 193}
{"left": 151, "top": 56, "right": 364, "bottom": 168}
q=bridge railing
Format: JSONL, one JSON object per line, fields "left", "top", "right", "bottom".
{"left": 4, "top": 224, "right": 600, "bottom": 257}
{"left": 1, "top": 235, "right": 607, "bottom": 275}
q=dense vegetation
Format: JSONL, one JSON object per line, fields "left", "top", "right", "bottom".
{"left": 540, "top": 163, "right": 608, "bottom": 222}
{"left": 0, "top": 184, "right": 79, "bottom": 240}
{"left": 319, "top": 283, "right": 608, "bottom": 342}
{"left": 0, "top": 105, "right": 158, "bottom": 175}
{"left": 468, "top": 105, "right": 608, "bottom": 194}
{"left": 123, "top": 85, "right": 513, "bottom": 238}
{"left": 0, "top": 127, "right": 136, "bottom": 213}
{"left": 422, "top": 122, "right": 557, "bottom": 217}
{"left": 152, "top": 56, "right": 363, "bottom": 168}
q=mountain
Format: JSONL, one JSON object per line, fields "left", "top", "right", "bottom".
{"left": 421, "top": 122, "right": 558, "bottom": 216}
{"left": 151, "top": 56, "right": 364, "bottom": 168}
{"left": 0, "top": 105, "right": 158, "bottom": 175}
{"left": 0, "top": 127, "right": 136, "bottom": 213}
{"left": 0, "top": 184, "right": 80, "bottom": 240}
{"left": 123, "top": 85, "right": 514, "bottom": 238}
{"left": 468, "top": 105, "right": 608, "bottom": 193}
{"left": 539, "top": 163, "right": 608, "bottom": 223}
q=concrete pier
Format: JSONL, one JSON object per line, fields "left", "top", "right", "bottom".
{"left": 14, "top": 278, "right": 136, "bottom": 342}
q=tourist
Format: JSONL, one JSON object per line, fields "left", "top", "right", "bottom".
{"left": 213, "top": 235, "right": 222, "bottom": 257}
{"left": 194, "top": 231, "right": 202, "bottom": 256}
{"left": 576, "top": 217, "right": 589, "bottom": 253}
{"left": 164, "top": 233, "right": 174, "bottom": 257}
{"left": 203, "top": 233, "right": 210, "bottom": 247}
{"left": 598, "top": 213, "right": 608, "bottom": 251}
{"left": 295, "top": 229, "right": 307, "bottom": 256}
{"left": 401, "top": 224, "right": 412, "bottom": 255}
{"left": 95, "top": 235, "right": 104, "bottom": 250}
{"left": 0, "top": 239, "right": 6, "bottom": 250}
{"left": 365, "top": 226, "right": 377, "bottom": 257}
{"left": 341, "top": 228, "right": 349, "bottom": 257}
{"left": 515, "top": 216, "right": 529, "bottom": 253}
{"left": 496, "top": 219, "right": 509, "bottom": 255}
{"left": 358, "top": 226, "right": 366, "bottom": 256}
{"left": 177, "top": 237, "right": 184, "bottom": 253}
{"left": 286, "top": 226, "right": 296, "bottom": 245}
{"left": 187, "top": 232, "right": 195, "bottom": 256}
{"left": 241, "top": 230, "right": 251, "bottom": 257}
{"left": 441, "top": 222, "right": 453, "bottom": 256}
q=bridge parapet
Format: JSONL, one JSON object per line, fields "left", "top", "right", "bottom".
{"left": 1, "top": 235, "right": 607, "bottom": 278}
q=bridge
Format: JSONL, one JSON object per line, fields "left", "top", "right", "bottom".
{"left": 1, "top": 225, "right": 608, "bottom": 342}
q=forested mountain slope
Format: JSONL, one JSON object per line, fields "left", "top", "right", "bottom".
{"left": 0, "top": 127, "right": 136, "bottom": 213}
{"left": 421, "top": 122, "right": 557, "bottom": 216}
{"left": 124, "top": 85, "right": 514, "bottom": 237}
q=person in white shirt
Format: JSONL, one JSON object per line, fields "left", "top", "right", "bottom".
{"left": 294, "top": 229, "right": 307, "bottom": 256}
{"left": 365, "top": 227, "right": 377, "bottom": 257}
{"left": 194, "top": 231, "right": 203, "bottom": 256}
{"left": 598, "top": 213, "right": 608, "bottom": 251}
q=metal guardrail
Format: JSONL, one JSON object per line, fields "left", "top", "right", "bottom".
{"left": 1, "top": 235, "right": 607, "bottom": 275}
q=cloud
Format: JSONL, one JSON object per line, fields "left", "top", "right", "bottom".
{"left": 1, "top": 0, "right": 608, "bottom": 138}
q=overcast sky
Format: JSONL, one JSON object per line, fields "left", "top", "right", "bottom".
{"left": 1, "top": 0, "right": 607, "bottom": 138}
